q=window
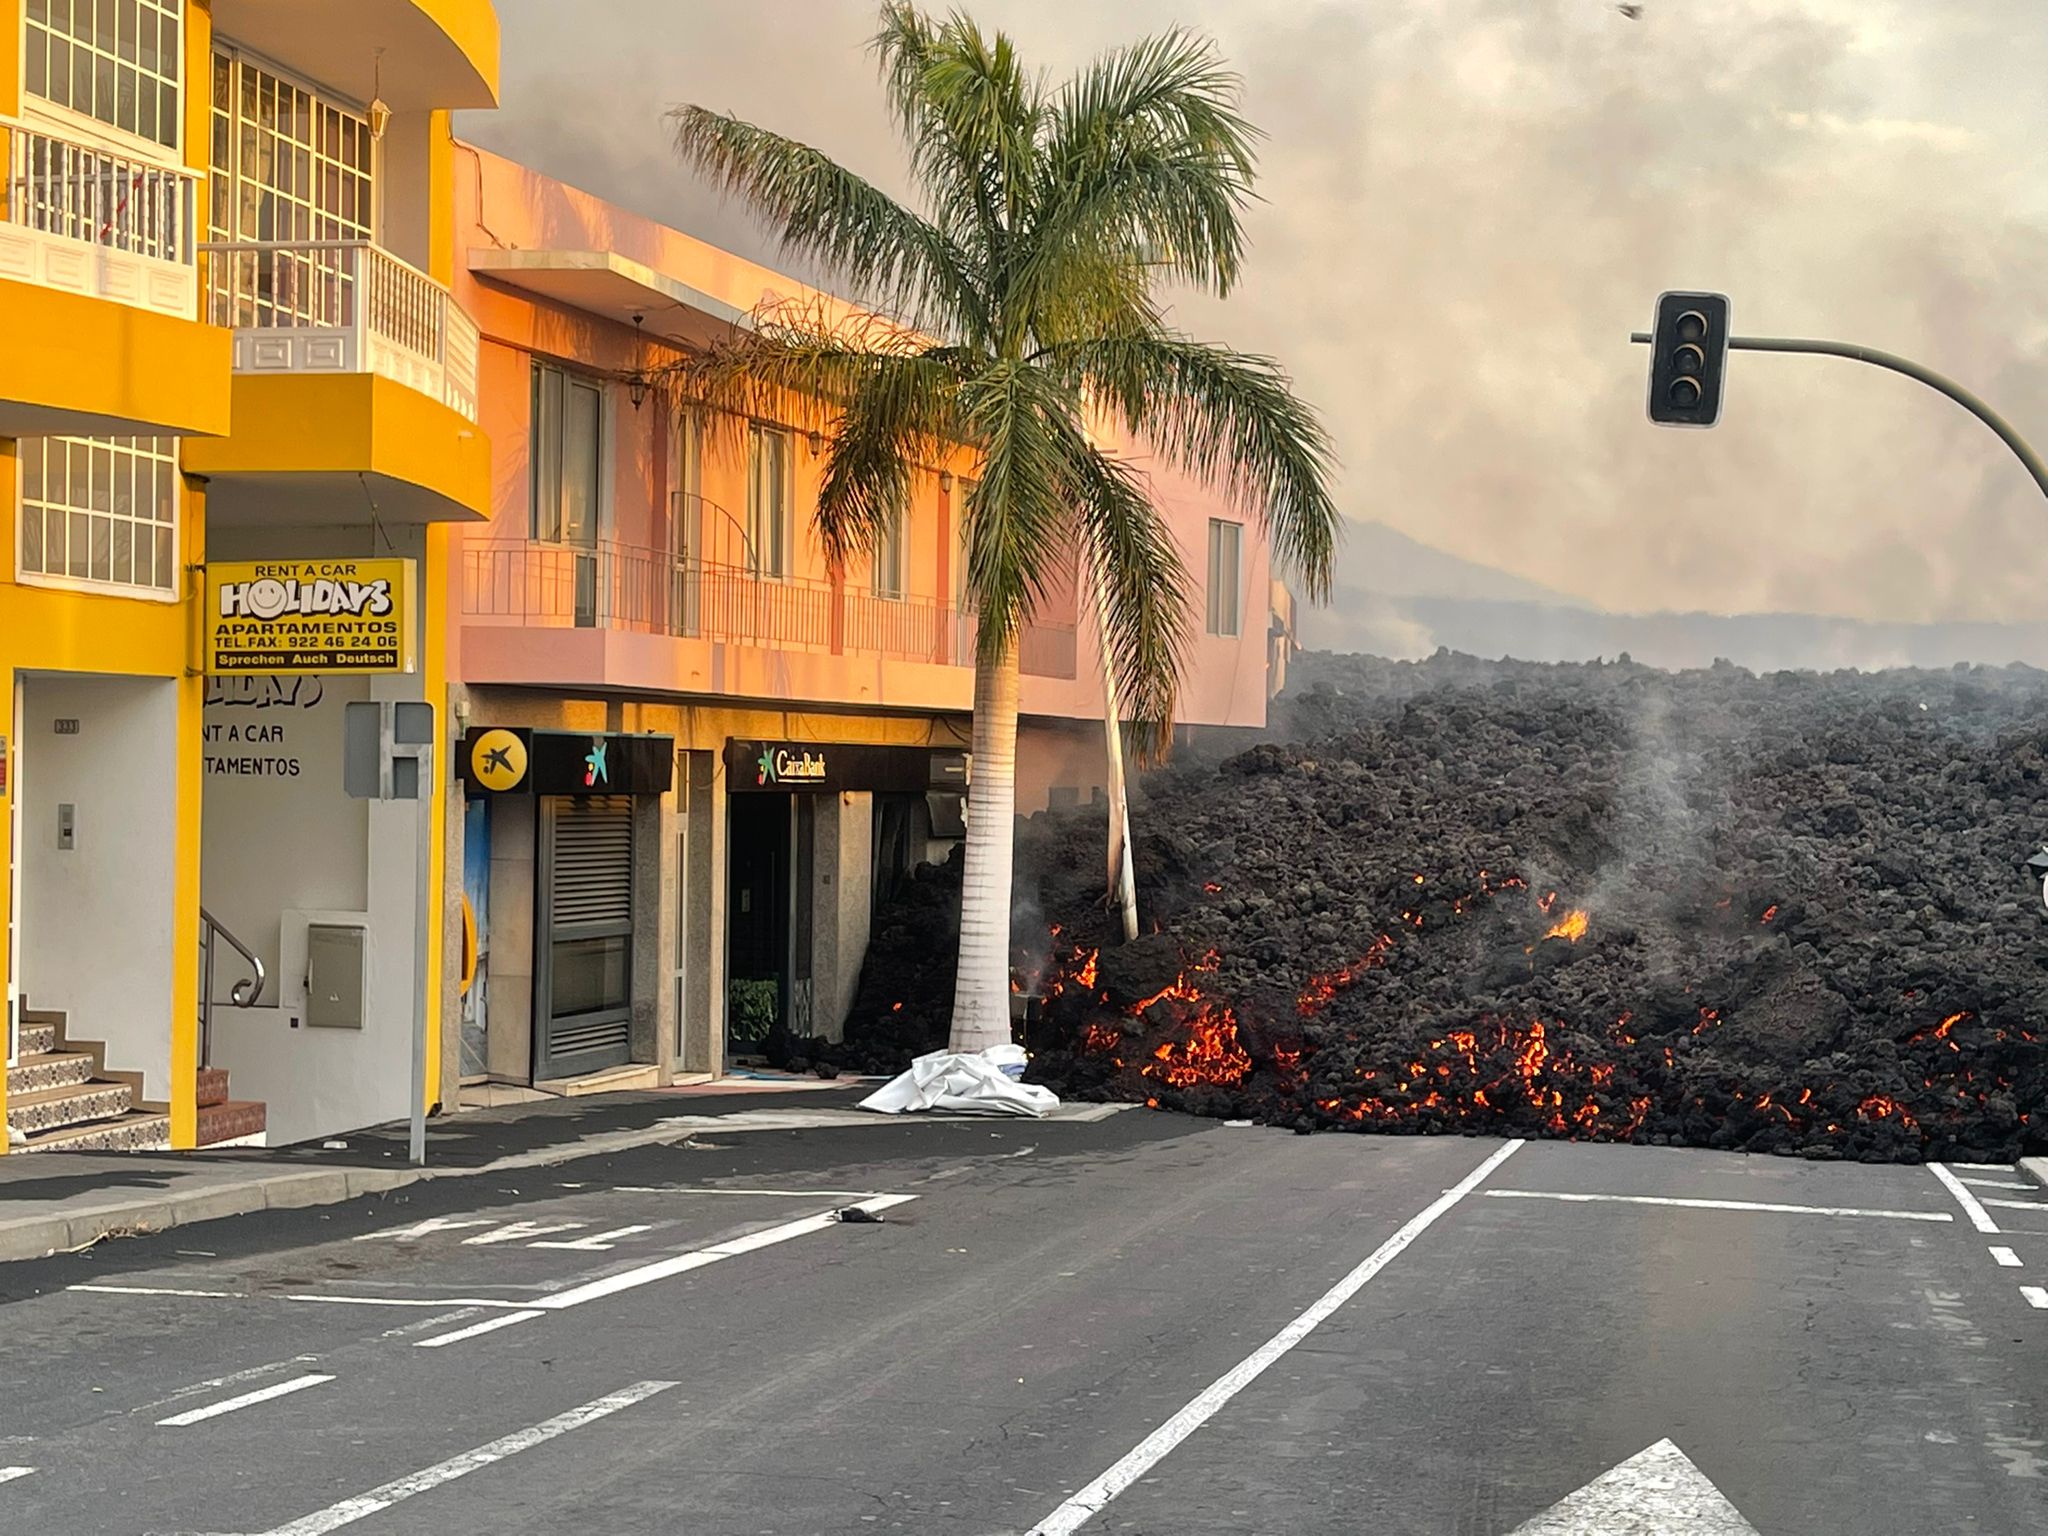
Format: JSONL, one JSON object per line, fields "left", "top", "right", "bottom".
{"left": 747, "top": 424, "right": 793, "bottom": 577}
{"left": 18, "top": 435, "right": 180, "bottom": 595}
{"left": 207, "top": 51, "right": 376, "bottom": 329}
{"left": 875, "top": 506, "right": 906, "bottom": 598}
{"left": 531, "top": 362, "right": 605, "bottom": 546}
{"left": 24, "top": 0, "right": 184, "bottom": 150}
{"left": 1206, "top": 518, "right": 1243, "bottom": 637}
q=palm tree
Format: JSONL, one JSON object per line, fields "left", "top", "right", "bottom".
{"left": 670, "top": 3, "right": 1339, "bottom": 1053}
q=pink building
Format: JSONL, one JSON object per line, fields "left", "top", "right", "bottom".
{"left": 444, "top": 146, "right": 1270, "bottom": 1092}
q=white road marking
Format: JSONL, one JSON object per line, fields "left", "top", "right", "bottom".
{"left": 1992, "top": 1247, "right": 2024, "bottom": 1268}
{"left": 535, "top": 1194, "right": 917, "bottom": 1311}
{"left": 613, "top": 1186, "right": 887, "bottom": 1198}
{"left": 1484, "top": 1190, "right": 1952, "bottom": 1222}
{"left": 461, "top": 1221, "right": 585, "bottom": 1246}
{"left": 353, "top": 1217, "right": 497, "bottom": 1243}
{"left": 156, "top": 1373, "right": 335, "bottom": 1427}
{"left": 413, "top": 1310, "right": 545, "bottom": 1349}
{"left": 1930, "top": 1163, "right": 2002, "bottom": 1234}
{"left": 1962, "top": 1178, "right": 2036, "bottom": 1191}
{"left": 2022, "top": 1287, "right": 2048, "bottom": 1310}
{"left": 1953, "top": 1163, "right": 2016, "bottom": 1172}
{"left": 1504, "top": 1438, "right": 1759, "bottom": 1534}
{"left": 69, "top": 1284, "right": 246, "bottom": 1299}
{"left": 380, "top": 1310, "right": 479, "bottom": 1340}
{"left": 0, "top": 1468, "right": 34, "bottom": 1486}
{"left": 282, "top": 1294, "right": 536, "bottom": 1310}
{"left": 139, "top": 1356, "right": 323, "bottom": 1416}
{"left": 245, "top": 1380, "right": 676, "bottom": 1536}
{"left": 1025, "top": 1140, "right": 1524, "bottom": 1536}
{"left": 529, "top": 1224, "right": 656, "bottom": 1250}
{"left": 1979, "top": 1198, "right": 2048, "bottom": 1212}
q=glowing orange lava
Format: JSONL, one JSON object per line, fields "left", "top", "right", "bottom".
{"left": 1545, "top": 909, "right": 1590, "bottom": 943}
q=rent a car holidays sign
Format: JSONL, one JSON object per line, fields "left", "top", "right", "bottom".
{"left": 204, "top": 559, "right": 416, "bottom": 674}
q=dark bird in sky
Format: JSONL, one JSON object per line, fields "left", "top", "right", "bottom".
{"left": 1617, "top": 3, "right": 1644, "bottom": 16}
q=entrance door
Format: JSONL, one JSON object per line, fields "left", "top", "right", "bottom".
{"left": 535, "top": 795, "right": 635, "bottom": 1080}
{"left": 726, "top": 793, "right": 789, "bottom": 1056}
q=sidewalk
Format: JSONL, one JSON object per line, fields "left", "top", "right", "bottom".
{"left": 0, "top": 1075, "right": 877, "bottom": 1264}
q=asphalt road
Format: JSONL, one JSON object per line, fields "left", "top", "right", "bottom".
{"left": 0, "top": 1108, "right": 2044, "bottom": 1535}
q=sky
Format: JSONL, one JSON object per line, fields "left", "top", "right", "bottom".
{"left": 463, "top": 1, "right": 2048, "bottom": 626}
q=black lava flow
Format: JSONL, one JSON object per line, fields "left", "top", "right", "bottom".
{"left": 828, "top": 651, "right": 2048, "bottom": 1163}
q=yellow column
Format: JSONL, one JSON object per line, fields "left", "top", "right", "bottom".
{"left": 1, "top": 436, "right": 15, "bottom": 1152}
{"left": 168, "top": 478, "right": 207, "bottom": 1146}
{"left": 424, "top": 521, "right": 448, "bottom": 1114}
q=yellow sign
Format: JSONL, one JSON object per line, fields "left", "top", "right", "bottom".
{"left": 468, "top": 728, "right": 529, "bottom": 792}
{"left": 203, "top": 559, "right": 416, "bottom": 674}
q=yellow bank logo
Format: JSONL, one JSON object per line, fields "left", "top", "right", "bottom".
{"left": 470, "top": 729, "right": 528, "bottom": 792}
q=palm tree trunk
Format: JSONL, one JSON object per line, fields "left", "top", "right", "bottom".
{"left": 1091, "top": 558, "right": 1140, "bottom": 943}
{"left": 948, "top": 636, "right": 1022, "bottom": 1052}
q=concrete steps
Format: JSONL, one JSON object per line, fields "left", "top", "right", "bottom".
{"left": 8, "top": 1050, "right": 96, "bottom": 1097}
{"left": 8, "top": 1010, "right": 264, "bottom": 1152}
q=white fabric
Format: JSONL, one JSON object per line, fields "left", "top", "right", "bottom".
{"left": 859, "top": 1046, "right": 1059, "bottom": 1118}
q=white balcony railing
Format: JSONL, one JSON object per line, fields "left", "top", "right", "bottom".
{"left": 203, "top": 240, "right": 480, "bottom": 421}
{"left": 0, "top": 118, "right": 200, "bottom": 318}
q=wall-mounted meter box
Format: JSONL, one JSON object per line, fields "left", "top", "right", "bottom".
{"left": 305, "top": 923, "right": 367, "bottom": 1030}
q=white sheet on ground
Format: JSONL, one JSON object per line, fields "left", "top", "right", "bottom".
{"left": 859, "top": 1046, "right": 1059, "bottom": 1118}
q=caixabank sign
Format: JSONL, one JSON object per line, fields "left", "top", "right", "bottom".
{"left": 726, "top": 739, "right": 969, "bottom": 794}
{"left": 203, "top": 559, "right": 415, "bottom": 674}
{"left": 461, "top": 728, "right": 675, "bottom": 797}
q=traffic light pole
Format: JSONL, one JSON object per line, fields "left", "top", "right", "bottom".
{"left": 1631, "top": 331, "right": 2048, "bottom": 502}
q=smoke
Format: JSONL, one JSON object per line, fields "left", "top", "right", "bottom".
{"left": 463, "top": 0, "right": 2048, "bottom": 626}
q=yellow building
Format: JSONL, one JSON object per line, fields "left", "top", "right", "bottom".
{"left": 2, "top": 0, "right": 498, "bottom": 1150}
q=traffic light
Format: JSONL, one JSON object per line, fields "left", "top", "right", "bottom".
{"left": 1646, "top": 291, "right": 1730, "bottom": 427}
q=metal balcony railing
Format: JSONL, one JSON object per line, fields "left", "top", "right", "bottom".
{"left": 0, "top": 117, "right": 200, "bottom": 316}
{"left": 461, "top": 537, "right": 1080, "bottom": 678}
{"left": 202, "top": 239, "right": 481, "bottom": 420}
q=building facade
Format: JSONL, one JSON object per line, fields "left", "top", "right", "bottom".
{"left": 2, "top": 7, "right": 1272, "bottom": 1148}
{"left": 442, "top": 147, "right": 1273, "bottom": 1098}
{"left": 3, "top": 0, "right": 499, "bottom": 1150}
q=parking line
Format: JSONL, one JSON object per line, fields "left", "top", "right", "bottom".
{"left": 1930, "top": 1163, "right": 2002, "bottom": 1233}
{"left": 414, "top": 1310, "right": 544, "bottom": 1349}
{"left": 613, "top": 1186, "right": 887, "bottom": 1198}
{"left": 69, "top": 1284, "right": 246, "bottom": 1300}
{"left": 2022, "top": 1287, "right": 2048, "bottom": 1310}
{"left": 246, "top": 1380, "right": 676, "bottom": 1536}
{"left": 1991, "top": 1247, "right": 2023, "bottom": 1268}
{"left": 530, "top": 1225, "right": 656, "bottom": 1250}
{"left": 535, "top": 1194, "right": 916, "bottom": 1311}
{"left": 283, "top": 1294, "right": 536, "bottom": 1310}
{"left": 1979, "top": 1198, "right": 2048, "bottom": 1212}
{"left": 0, "top": 1468, "right": 33, "bottom": 1486}
{"left": 157, "top": 1373, "right": 335, "bottom": 1427}
{"left": 1961, "top": 1178, "right": 2035, "bottom": 1191}
{"left": 1026, "top": 1140, "right": 1524, "bottom": 1536}
{"left": 1484, "top": 1190, "right": 1952, "bottom": 1221}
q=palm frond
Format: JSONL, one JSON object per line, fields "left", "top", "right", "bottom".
{"left": 1050, "top": 422, "right": 1193, "bottom": 760}
{"left": 669, "top": 105, "right": 982, "bottom": 334}
{"left": 816, "top": 351, "right": 968, "bottom": 569}
{"left": 1024, "top": 27, "right": 1259, "bottom": 304}
{"left": 954, "top": 361, "right": 1076, "bottom": 663}
{"left": 1043, "top": 333, "right": 1340, "bottom": 599}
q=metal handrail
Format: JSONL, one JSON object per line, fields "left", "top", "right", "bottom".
{"left": 199, "top": 906, "right": 265, "bottom": 1071}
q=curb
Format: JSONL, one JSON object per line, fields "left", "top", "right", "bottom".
{"left": 2022, "top": 1157, "right": 2048, "bottom": 1193}
{"left": 0, "top": 1167, "right": 426, "bottom": 1266}
{"left": 0, "top": 1100, "right": 1135, "bottom": 1265}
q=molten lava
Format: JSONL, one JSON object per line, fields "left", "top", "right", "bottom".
{"left": 1145, "top": 1007, "right": 1252, "bottom": 1089}
{"left": 1545, "top": 909, "right": 1590, "bottom": 943}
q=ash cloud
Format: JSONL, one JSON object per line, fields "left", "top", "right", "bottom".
{"left": 463, "top": 1, "right": 2048, "bottom": 627}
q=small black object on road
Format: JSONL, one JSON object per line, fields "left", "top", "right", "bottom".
{"left": 835, "top": 1207, "right": 885, "bottom": 1224}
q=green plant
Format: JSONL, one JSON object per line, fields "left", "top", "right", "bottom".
{"left": 727, "top": 978, "right": 779, "bottom": 1042}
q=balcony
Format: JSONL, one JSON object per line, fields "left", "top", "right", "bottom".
{"left": 0, "top": 119, "right": 229, "bottom": 437}
{"left": 460, "top": 539, "right": 1082, "bottom": 707}
{"left": 184, "top": 241, "right": 490, "bottom": 525}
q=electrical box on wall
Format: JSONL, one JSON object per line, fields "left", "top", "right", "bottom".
{"left": 306, "top": 924, "right": 367, "bottom": 1029}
